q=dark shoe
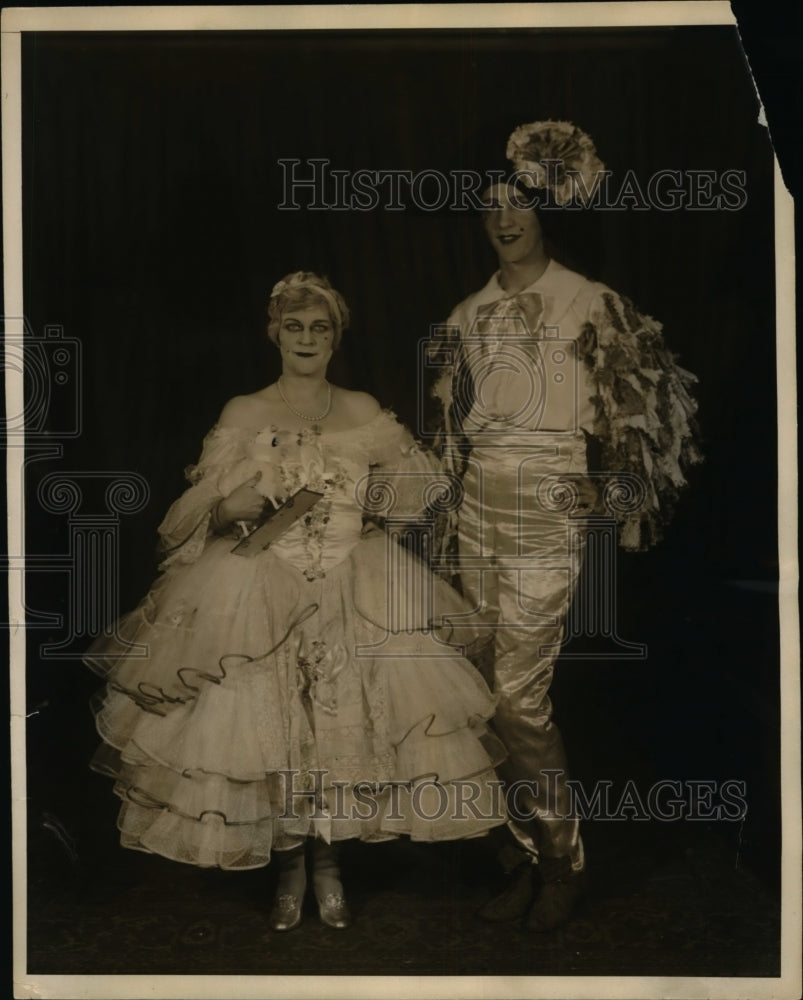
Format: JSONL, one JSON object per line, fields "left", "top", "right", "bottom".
{"left": 316, "top": 890, "right": 352, "bottom": 929}
{"left": 477, "top": 862, "right": 534, "bottom": 922}
{"left": 269, "top": 892, "right": 303, "bottom": 932}
{"left": 526, "top": 856, "right": 586, "bottom": 932}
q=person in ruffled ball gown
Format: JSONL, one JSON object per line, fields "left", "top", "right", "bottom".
{"left": 86, "top": 271, "right": 507, "bottom": 932}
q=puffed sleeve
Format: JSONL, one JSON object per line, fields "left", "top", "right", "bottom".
{"left": 156, "top": 425, "right": 250, "bottom": 567}
{"left": 577, "top": 288, "right": 704, "bottom": 551}
{"left": 363, "top": 411, "right": 450, "bottom": 520}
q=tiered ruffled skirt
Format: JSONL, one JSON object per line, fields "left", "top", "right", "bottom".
{"left": 86, "top": 533, "right": 506, "bottom": 869}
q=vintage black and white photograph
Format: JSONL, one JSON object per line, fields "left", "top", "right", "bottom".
{"left": 4, "top": 3, "right": 800, "bottom": 998}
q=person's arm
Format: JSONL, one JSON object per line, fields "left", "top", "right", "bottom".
{"left": 208, "top": 474, "right": 266, "bottom": 534}
{"left": 157, "top": 404, "right": 258, "bottom": 564}
{"left": 203, "top": 395, "right": 285, "bottom": 535}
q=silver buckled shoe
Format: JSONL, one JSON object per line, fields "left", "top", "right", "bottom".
{"left": 317, "top": 890, "right": 352, "bottom": 929}
{"left": 269, "top": 892, "right": 303, "bottom": 932}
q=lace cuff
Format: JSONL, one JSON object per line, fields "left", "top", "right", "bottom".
{"left": 157, "top": 480, "right": 221, "bottom": 568}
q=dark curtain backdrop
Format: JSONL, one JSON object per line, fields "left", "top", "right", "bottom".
{"left": 21, "top": 27, "right": 780, "bottom": 885}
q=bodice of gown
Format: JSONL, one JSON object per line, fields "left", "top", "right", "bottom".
{"left": 158, "top": 409, "right": 440, "bottom": 579}
{"left": 232, "top": 422, "right": 364, "bottom": 575}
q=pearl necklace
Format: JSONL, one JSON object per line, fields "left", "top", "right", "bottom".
{"left": 277, "top": 377, "right": 332, "bottom": 422}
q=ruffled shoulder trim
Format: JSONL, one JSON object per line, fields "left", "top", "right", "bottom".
{"left": 185, "top": 424, "right": 253, "bottom": 485}
{"left": 578, "top": 289, "right": 703, "bottom": 550}
{"left": 363, "top": 410, "right": 416, "bottom": 464}
{"left": 205, "top": 423, "right": 253, "bottom": 440}
{"left": 320, "top": 408, "right": 407, "bottom": 456}
{"left": 370, "top": 407, "right": 403, "bottom": 436}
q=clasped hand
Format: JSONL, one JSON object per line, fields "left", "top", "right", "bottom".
{"left": 217, "top": 473, "right": 287, "bottom": 528}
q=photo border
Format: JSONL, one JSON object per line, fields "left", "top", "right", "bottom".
{"left": 3, "top": 4, "right": 799, "bottom": 999}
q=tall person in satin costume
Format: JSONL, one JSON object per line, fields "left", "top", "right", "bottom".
{"left": 434, "top": 122, "right": 702, "bottom": 931}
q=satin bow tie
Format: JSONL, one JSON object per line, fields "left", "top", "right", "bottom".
{"left": 475, "top": 291, "right": 544, "bottom": 337}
